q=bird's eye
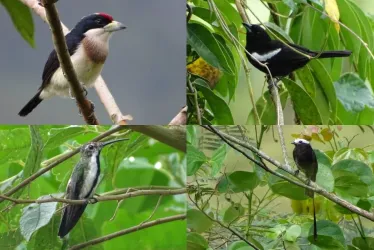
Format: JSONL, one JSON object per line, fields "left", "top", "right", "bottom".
{"left": 88, "top": 145, "right": 94, "bottom": 150}
{"left": 95, "top": 19, "right": 102, "bottom": 24}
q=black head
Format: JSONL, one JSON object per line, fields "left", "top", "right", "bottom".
{"left": 242, "top": 23, "right": 271, "bottom": 43}
{"left": 80, "top": 138, "right": 128, "bottom": 158}
{"left": 72, "top": 13, "right": 126, "bottom": 35}
{"left": 291, "top": 138, "right": 312, "bottom": 149}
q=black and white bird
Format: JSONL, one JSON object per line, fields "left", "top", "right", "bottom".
{"left": 243, "top": 23, "right": 351, "bottom": 78}
{"left": 19, "top": 13, "right": 126, "bottom": 117}
{"left": 58, "top": 138, "right": 127, "bottom": 238}
{"left": 292, "top": 138, "right": 318, "bottom": 240}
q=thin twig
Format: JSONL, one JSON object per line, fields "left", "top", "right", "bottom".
{"left": 69, "top": 214, "right": 186, "bottom": 250}
{"left": 0, "top": 188, "right": 186, "bottom": 205}
{"left": 169, "top": 106, "right": 187, "bottom": 125}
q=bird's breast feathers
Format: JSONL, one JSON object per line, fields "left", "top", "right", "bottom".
{"left": 39, "top": 39, "right": 107, "bottom": 99}
{"left": 79, "top": 155, "right": 100, "bottom": 199}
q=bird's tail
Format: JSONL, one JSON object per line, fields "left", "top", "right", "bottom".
{"left": 58, "top": 204, "right": 87, "bottom": 238}
{"left": 18, "top": 90, "right": 43, "bottom": 117}
{"left": 312, "top": 197, "right": 317, "bottom": 241}
{"left": 305, "top": 188, "right": 314, "bottom": 198}
{"left": 317, "top": 50, "right": 352, "bottom": 58}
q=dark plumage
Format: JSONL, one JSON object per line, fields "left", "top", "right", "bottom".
{"left": 292, "top": 138, "right": 318, "bottom": 240}
{"left": 243, "top": 23, "right": 351, "bottom": 77}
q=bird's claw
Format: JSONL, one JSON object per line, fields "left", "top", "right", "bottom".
{"left": 69, "top": 86, "right": 88, "bottom": 99}
{"left": 294, "top": 169, "right": 300, "bottom": 176}
{"left": 87, "top": 197, "right": 98, "bottom": 204}
{"left": 78, "top": 101, "right": 95, "bottom": 117}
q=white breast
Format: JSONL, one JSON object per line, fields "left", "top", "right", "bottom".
{"left": 39, "top": 43, "right": 104, "bottom": 99}
{"left": 79, "top": 155, "right": 100, "bottom": 199}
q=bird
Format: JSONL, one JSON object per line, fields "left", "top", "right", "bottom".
{"left": 19, "top": 13, "right": 126, "bottom": 117}
{"left": 58, "top": 138, "right": 128, "bottom": 238}
{"left": 243, "top": 23, "right": 351, "bottom": 78}
{"left": 292, "top": 138, "right": 318, "bottom": 240}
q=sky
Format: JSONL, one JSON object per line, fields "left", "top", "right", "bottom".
{"left": 0, "top": 0, "right": 185, "bottom": 124}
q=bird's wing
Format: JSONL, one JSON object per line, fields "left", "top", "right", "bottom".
{"left": 286, "top": 42, "right": 317, "bottom": 57}
{"left": 41, "top": 32, "right": 84, "bottom": 89}
{"left": 310, "top": 151, "right": 318, "bottom": 182}
{"left": 58, "top": 164, "right": 87, "bottom": 237}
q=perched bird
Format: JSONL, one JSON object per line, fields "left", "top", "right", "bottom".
{"left": 243, "top": 23, "right": 351, "bottom": 78}
{"left": 58, "top": 138, "right": 128, "bottom": 238}
{"left": 292, "top": 138, "right": 318, "bottom": 240}
{"left": 19, "top": 13, "right": 126, "bottom": 117}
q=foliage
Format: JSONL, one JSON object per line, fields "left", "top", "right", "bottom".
{"left": 186, "top": 0, "right": 374, "bottom": 125}
{"left": 0, "top": 125, "right": 186, "bottom": 249}
{"left": 0, "top": 0, "right": 34, "bottom": 47}
{"left": 187, "top": 125, "right": 374, "bottom": 249}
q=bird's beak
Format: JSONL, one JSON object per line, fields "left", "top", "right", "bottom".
{"left": 291, "top": 142, "right": 295, "bottom": 145}
{"left": 242, "top": 23, "right": 252, "bottom": 33}
{"left": 104, "top": 21, "right": 126, "bottom": 32}
{"left": 100, "top": 138, "right": 128, "bottom": 148}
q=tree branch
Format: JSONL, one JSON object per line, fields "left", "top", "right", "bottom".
{"left": 0, "top": 125, "right": 126, "bottom": 203}
{"left": 169, "top": 106, "right": 187, "bottom": 125}
{"left": 203, "top": 126, "right": 374, "bottom": 222}
{"left": 0, "top": 188, "right": 186, "bottom": 205}
{"left": 41, "top": 0, "right": 98, "bottom": 124}
{"left": 130, "top": 126, "right": 186, "bottom": 152}
{"left": 19, "top": 0, "right": 130, "bottom": 124}
{"left": 69, "top": 214, "right": 186, "bottom": 250}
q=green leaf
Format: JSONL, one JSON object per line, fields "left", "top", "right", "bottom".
{"left": 352, "top": 237, "right": 374, "bottom": 250}
{"left": 309, "top": 60, "right": 338, "bottom": 122}
{"left": 68, "top": 217, "right": 103, "bottom": 249}
{"left": 28, "top": 216, "right": 62, "bottom": 250}
{"left": 332, "top": 159, "right": 373, "bottom": 186}
{"left": 285, "top": 225, "right": 301, "bottom": 242}
{"left": 295, "top": 65, "right": 316, "bottom": 98}
{"left": 19, "top": 196, "right": 58, "bottom": 241}
{"left": 43, "top": 126, "right": 87, "bottom": 150}
{"left": 187, "top": 232, "right": 208, "bottom": 250}
{"left": 187, "top": 144, "right": 207, "bottom": 176}
{"left": 210, "top": 143, "right": 228, "bottom": 176}
{"left": 223, "top": 203, "right": 244, "bottom": 224}
{"left": 0, "top": 230, "right": 23, "bottom": 250}
{"left": 269, "top": 169, "right": 307, "bottom": 200}
{"left": 187, "top": 23, "right": 234, "bottom": 74}
{"left": 247, "top": 89, "right": 288, "bottom": 125}
{"left": 228, "top": 240, "right": 257, "bottom": 250}
{"left": 0, "top": 0, "right": 34, "bottom": 47}
{"left": 187, "top": 209, "right": 213, "bottom": 233}
{"left": 334, "top": 73, "right": 374, "bottom": 113}
{"left": 195, "top": 79, "right": 234, "bottom": 124}
{"left": 0, "top": 128, "right": 31, "bottom": 164}
{"left": 282, "top": 78, "right": 322, "bottom": 124}
{"left": 217, "top": 171, "right": 260, "bottom": 193}
{"left": 23, "top": 126, "right": 43, "bottom": 177}
{"left": 310, "top": 220, "right": 345, "bottom": 248}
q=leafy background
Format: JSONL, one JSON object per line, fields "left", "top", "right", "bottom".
{"left": 187, "top": 0, "right": 374, "bottom": 125}
{"left": 0, "top": 125, "right": 186, "bottom": 249}
{"left": 187, "top": 125, "right": 374, "bottom": 249}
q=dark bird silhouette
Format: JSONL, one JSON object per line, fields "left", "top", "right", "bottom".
{"left": 292, "top": 138, "right": 318, "bottom": 241}
{"left": 243, "top": 23, "right": 351, "bottom": 78}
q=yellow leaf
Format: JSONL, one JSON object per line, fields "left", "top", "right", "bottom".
{"left": 324, "top": 0, "right": 340, "bottom": 32}
{"left": 187, "top": 58, "right": 221, "bottom": 89}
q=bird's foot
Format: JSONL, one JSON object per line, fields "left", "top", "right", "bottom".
{"left": 78, "top": 101, "right": 95, "bottom": 117}
{"left": 87, "top": 197, "right": 98, "bottom": 204}
{"left": 294, "top": 169, "right": 300, "bottom": 176}
{"left": 69, "top": 86, "right": 88, "bottom": 99}
{"left": 267, "top": 77, "right": 281, "bottom": 91}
